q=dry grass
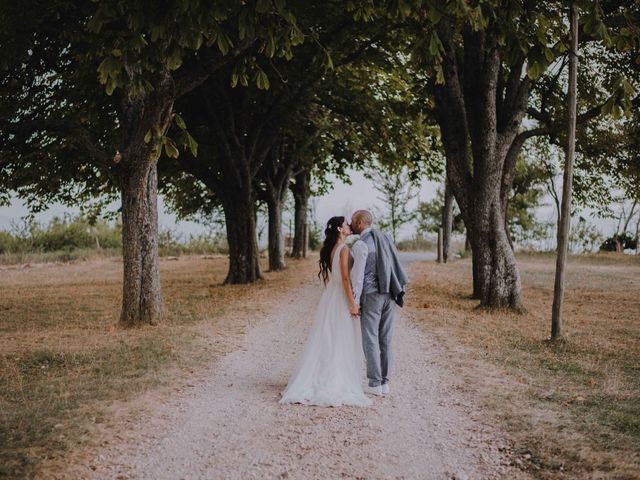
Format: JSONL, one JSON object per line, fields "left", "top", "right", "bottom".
{"left": 407, "top": 252, "right": 640, "bottom": 479}
{"left": 0, "top": 254, "right": 316, "bottom": 479}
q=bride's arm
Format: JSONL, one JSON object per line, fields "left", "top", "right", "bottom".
{"left": 339, "top": 246, "right": 360, "bottom": 317}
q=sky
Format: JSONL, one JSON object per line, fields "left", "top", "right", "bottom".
{"left": 0, "top": 168, "right": 621, "bottom": 244}
{"left": 0, "top": 169, "right": 437, "bottom": 239}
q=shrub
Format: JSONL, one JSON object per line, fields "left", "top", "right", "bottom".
{"left": 600, "top": 233, "right": 637, "bottom": 252}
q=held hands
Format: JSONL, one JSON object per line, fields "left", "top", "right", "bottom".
{"left": 349, "top": 302, "right": 361, "bottom": 318}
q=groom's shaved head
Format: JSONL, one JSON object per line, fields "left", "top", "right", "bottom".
{"left": 353, "top": 210, "right": 373, "bottom": 225}
{"left": 351, "top": 210, "right": 373, "bottom": 233}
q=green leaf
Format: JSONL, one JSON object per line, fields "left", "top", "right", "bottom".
{"left": 256, "top": 70, "right": 270, "bottom": 90}
{"left": 217, "top": 32, "right": 232, "bottom": 55}
{"left": 97, "top": 56, "right": 121, "bottom": 85}
{"left": 144, "top": 130, "right": 152, "bottom": 144}
{"left": 105, "top": 78, "right": 117, "bottom": 96}
{"left": 543, "top": 47, "right": 554, "bottom": 63}
{"left": 166, "top": 47, "right": 183, "bottom": 70}
{"left": 428, "top": 33, "right": 443, "bottom": 58}
{"left": 527, "top": 63, "right": 540, "bottom": 80}
{"left": 174, "top": 113, "right": 186, "bottom": 130}
{"left": 435, "top": 65, "right": 445, "bottom": 85}
{"left": 186, "top": 132, "right": 198, "bottom": 157}
{"left": 163, "top": 137, "right": 179, "bottom": 159}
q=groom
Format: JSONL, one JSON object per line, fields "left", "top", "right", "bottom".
{"left": 350, "top": 210, "right": 408, "bottom": 396}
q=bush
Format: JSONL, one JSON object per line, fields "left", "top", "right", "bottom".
{"left": 0, "top": 215, "right": 228, "bottom": 264}
{"left": 0, "top": 231, "right": 16, "bottom": 254}
{"left": 0, "top": 216, "right": 122, "bottom": 257}
{"left": 600, "top": 233, "right": 637, "bottom": 252}
{"left": 396, "top": 236, "right": 436, "bottom": 251}
{"left": 29, "top": 216, "right": 122, "bottom": 252}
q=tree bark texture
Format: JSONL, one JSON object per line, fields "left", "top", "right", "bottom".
{"left": 118, "top": 70, "right": 174, "bottom": 326}
{"left": 442, "top": 181, "right": 454, "bottom": 263}
{"left": 433, "top": 20, "right": 530, "bottom": 310}
{"left": 290, "top": 169, "right": 311, "bottom": 258}
{"left": 261, "top": 143, "right": 296, "bottom": 271}
{"left": 222, "top": 190, "right": 262, "bottom": 284}
{"left": 119, "top": 163, "right": 164, "bottom": 326}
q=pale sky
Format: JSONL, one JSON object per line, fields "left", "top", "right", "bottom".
{"left": 0, "top": 168, "right": 621, "bottom": 244}
{"left": 0, "top": 170, "right": 439, "bottom": 238}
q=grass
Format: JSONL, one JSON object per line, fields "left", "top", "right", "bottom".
{"left": 0, "top": 254, "right": 316, "bottom": 479}
{"left": 406, "top": 252, "right": 640, "bottom": 479}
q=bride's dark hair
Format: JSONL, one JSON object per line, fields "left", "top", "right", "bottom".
{"left": 318, "top": 216, "right": 345, "bottom": 285}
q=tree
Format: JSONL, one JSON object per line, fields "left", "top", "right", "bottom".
{"left": 441, "top": 181, "right": 455, "bottom": 262}
{"left": 369, "top": 166, "right": 417, "bottom": 243}
{"left": 506, "top": 157, "right": 549, "bottom": 245}
{"left": 169, "top": 2, "right": 387, "bottom": 283}
{"left": 167, "top": 3, "right": 437, "bottom": 280}
{"left": 552, "top": 1, "right": 579, "bottom": 340}
{"left": 0, "top": 1, "right": 299, "bottom": 324}
{"left": 399, "top": 0, "right": 639, "bottom": 310}
{"left": 290, "top": 168, "right": 312, "bottom": 258}
{"left": 416, "top": 187, "right": 464, "bottom": 235}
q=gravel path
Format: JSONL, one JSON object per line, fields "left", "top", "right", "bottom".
{"left": 83, "top": 257, "right": 521, "bottom": 480}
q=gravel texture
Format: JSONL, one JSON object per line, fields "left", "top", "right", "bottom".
{"left": 77, "top": 265, "right": 524, "bottom": 480}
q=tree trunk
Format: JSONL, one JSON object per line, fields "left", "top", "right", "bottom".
{"left": 119, "top": 163, "right": 164, "bottom": 326}
{"left": 433, "top": 19, "right": 531, "bottom": 310}
{"left": 551, "top": 2, "right": 579, "bottom": 340}
{"left": 468, "top": 194, "right": 523, "bottom": 309}
{"left": 442, "top": 181, "right": 454, "bottom": 263}
{"left": 504, "top": 201, "right": 514, "bottom": 249}
{"left": 222, "top": 191, "right": 262, "bottom": 284}
{"left": 290, "top": 169, "right": 311, "bottom": 258}
{"left": 266, "top": 195, "right": 286, "bottom": 271}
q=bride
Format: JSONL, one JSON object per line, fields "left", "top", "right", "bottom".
{"left": 279, "top": 216, "right": 372, "bottom": 407}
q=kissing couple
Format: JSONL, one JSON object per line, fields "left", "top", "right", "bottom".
{"left": 280, "top": 209, "right": 409, "bottom": 407}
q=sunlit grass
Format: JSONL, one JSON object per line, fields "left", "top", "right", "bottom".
{"left": 0, "top": 254, "right": 316, "bottom": 479}
{"left": 407, "top": 252, "right": 640, "bottom": 479}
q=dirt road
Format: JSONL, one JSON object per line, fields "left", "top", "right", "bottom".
{"left": 71, "top": 258, "right": 522, "bottom": 480}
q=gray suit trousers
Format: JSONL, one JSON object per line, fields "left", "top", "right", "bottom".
{"left": 360, "top": 292, "right": 395, "bottom": 387}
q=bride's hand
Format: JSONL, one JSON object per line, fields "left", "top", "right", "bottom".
{"left": 349, "top": 303, "right": 360, "bottom": 317}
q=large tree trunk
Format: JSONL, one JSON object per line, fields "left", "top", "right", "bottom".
{"left": 117, "top": 72, "right": 174, "bottom": 326}
{"left": 262, "top": 143, "right": 295, "bottom": 271}
{"left": 290, "top": 169, "right": 311, "bottom": 258}
{"left": 442, "top": 181, "right": 454, "bottom": 263}
{"left": 468, "top": 192, "right": 523, "bottom": 309}
{"left": 432, "top": 19, "right": 530, "bottom": 310}
{"left": 119, "top": 162, "right": 164, "bottom": 326}
{"left": 222, "top": 189, "right": 262, "bottom": 284}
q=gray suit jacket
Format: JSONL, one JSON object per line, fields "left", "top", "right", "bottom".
{"left": 369, "top": 228, "right": 409, "bottom": 307}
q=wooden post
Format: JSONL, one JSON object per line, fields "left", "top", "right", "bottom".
{"left": 437, "top": 227, "right": 443, "bottom": 263}
{"left": 442, "top": 183, "right": 454, "bottom": 263}
{"left": 302, "top": 222, "right": 308, "bottom": 258}
{"left": 551, "top": 2, "right": 579, "bottom": 340}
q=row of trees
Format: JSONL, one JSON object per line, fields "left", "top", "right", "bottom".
{"left": 1, "top": 1, "right": 639, "bottom": 326}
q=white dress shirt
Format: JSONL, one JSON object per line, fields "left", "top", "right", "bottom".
{"left": 350, "top": 227, "right": 372, "bottom": 304}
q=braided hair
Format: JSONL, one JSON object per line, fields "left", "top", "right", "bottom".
{"left": 318, "top": 216, "right": 345, "bottom": 285}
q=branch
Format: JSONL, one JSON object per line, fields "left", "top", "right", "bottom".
{"left": 500, "top": 126, "right": 551, "bottom": 208}
{"left": 528, "top": 93, "right": 640, "bottom": 137}
{"left": 1, "top": 118, "right": 110, "bottom": 166}
{"left": 175, "top": 38, "right": 257, "bottom": 98}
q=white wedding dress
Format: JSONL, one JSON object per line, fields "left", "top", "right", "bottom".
{"left": 279, "top": 242, "right": 372, "bottom": 407}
